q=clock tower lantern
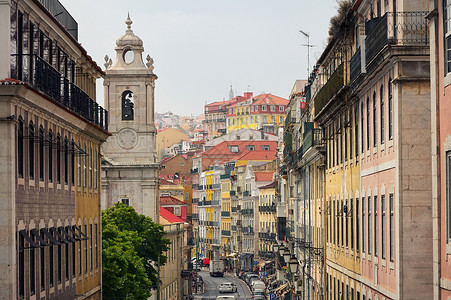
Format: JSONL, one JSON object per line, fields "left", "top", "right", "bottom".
{"left": 101, "top": 15, "right": 159, "bottom": 221}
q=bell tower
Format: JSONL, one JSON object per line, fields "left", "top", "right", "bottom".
{"left": 101, "top": 15, "right": 159, "bottom": 221}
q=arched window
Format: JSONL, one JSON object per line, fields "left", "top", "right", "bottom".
{"left": 56, "top": 134, "right": 61, "bottom": 183}
{"left": 29, "top": 122, "right": 35, "bottom": 179}
{"left": 48, "top": 131, "right": 53, "bottom": 182}
{"left": 39, "top": 126, "right": 44, "bottom": 180}
{"left": 121, "top": 90, "right": 134, "bottom": 120}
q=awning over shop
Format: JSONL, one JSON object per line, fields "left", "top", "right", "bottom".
{"left": 226, "top": 252, "right": 238, "bottom": 258}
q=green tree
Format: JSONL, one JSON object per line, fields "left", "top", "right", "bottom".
{"left": 102, "top": 203, "right": 171, "bottom": 299}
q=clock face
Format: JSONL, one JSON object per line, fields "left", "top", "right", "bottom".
{"left": 117, "top": 128, "right": 138, "bottom": 149}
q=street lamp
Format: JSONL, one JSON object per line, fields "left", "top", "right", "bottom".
{"left": 283, "top": 247, "right": 291, "bottom": 264}
{"left": 273, "top": 243, "right": 280, "bottom": 254}
{"left": 289, "top": 255, "right": 299, "bottom": 274}
{"left": 279, "top": 245, "right": 285, "bottom": 257}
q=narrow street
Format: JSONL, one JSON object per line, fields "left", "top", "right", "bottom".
{"left": 193, "top": 271, "right": 252, "bottom": 300}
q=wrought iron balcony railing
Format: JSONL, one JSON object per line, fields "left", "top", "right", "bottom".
{"left": 221, "top": 211, "right": 231, "bottom": 217}
{"left": 314, "top": 63, "right": 345, "bottom": 117}
{"left": 365, "top": 11, "right": 428, "bottom": 66}
{"left": 258, "top": 205, "right": 276, "bottom": 213}
{"left": 241, "top": 208, "right": 254, "bottom": 215}
{"left": 221, "top": 230, "right": 231, "bottom": 236}
{"left": 350, "top": 46, "right": 362, "bottom": 83}
{"left": 302, "top": 128, "right": 325, "bottom": 154}
{"left": 11, "top": 54, "right": 108, "bottom": 130}
{"left": 242, "top": 226, "right": 254, "bottom": 234}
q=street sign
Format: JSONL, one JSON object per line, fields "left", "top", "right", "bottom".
{"left": 270, "top": 293, "right": 276, "bottom": 300}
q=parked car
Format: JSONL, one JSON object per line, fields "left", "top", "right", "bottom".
{"left": 219, "top": 282, "right": 237, "bottom": 293}
{"left": 252, "top": 290, "right": 267, "bottom": 300}
{"left": 245, "top": 273, "right": 259, "bottom": 285}
{"left": 216, "top": 296, "right": 236, "bottom": 300}
{"left": 251, "top": 280, "right": 266, "bottom": 292}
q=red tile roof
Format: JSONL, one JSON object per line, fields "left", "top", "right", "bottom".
{"left": 160, "top": 178, "right": 176, "bottom": 185}
{"left": 232, "top": 150, "right": 276, "bottom": 162}
{"left": 160, "top": 196, "right": 188, "bottom": 206}
{"left": 259, "top": 181, "right": 276, "bottom": 189}
{"left": 251, "top": 94, "right": 289, "bottom": 106}
{"left": 255, "top": 172, "right": 274, "bottom": 182}
{"left": 160, "top": 207, "right": 184, "bottom": 224}
{"left": 199, "top": 140, "right": 277, "bottom": 157}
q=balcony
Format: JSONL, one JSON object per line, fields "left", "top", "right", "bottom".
{"left": 258, "top": 232, "right": 277, "bottom": 241}
{"left": 242, "top": 227, "right": 254, "bottom": 234}
{"left": 192, "top": 213, "right": 199, "bottom": 220}
{"left": 192, "top": 198, "right": 199, "bottom": 204}
{"left": 221, "top": 211, "right": 231, "bottom": 217}
{"left": 11, "top": 54, "right": 108, "bottom": 131}
{"left": 259, "top": 205, "right": 276, "bottom": 213}
{"left": 230, "top": 190, "right": 236, "bottom": 196}
{"left": 350, "top": 46, "right": 362, "bottom": 83}
{"left": 365, "top": 12, "right": 428, "bottom": 66}
{"left": 231, "top": 225, "right": 237, "bottom": 231}
{"left": 231, "top": 207, "right": 237, "bottom": 213}
{"left": 243, "top": 190, "right": 250, "bottom": 197}
{"left": 221, "top": 230, "right": 231, "bottom": 236}
{"left": 241, "top": 208, "right": 254, "bottom": 215}
{"left": 314, "top": 63, "right": 345, "bottom": 117}
{"left": 302, "top": 128, "right": 325, "bottom": 154}
{"left": 212, "top": 183, "right": 221, "bottom": 189}
{"left": 217, "top": 118, "right": 226, "bottom": 123}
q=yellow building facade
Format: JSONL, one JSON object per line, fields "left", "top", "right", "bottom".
{"left": 221, "top": 175, "right": 232, "bottom": 256}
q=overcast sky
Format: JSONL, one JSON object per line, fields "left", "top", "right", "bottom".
{"left": 59, "top": 0, "right": 339, "bottom": 116}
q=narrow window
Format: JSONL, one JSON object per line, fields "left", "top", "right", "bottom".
{"left": 78, "top": 229, "right": 82, "bottom": 275}
{"left": 30, "top": 235, "right": 36, "bottom": 295}
{"left": 344, "top": 113, "right": 348, "bottom": 161}
{"left": 368, "top": 196, "right": 372, "bottom": 254}
{"left": 56, "top": 134, "right": 61, "bottom": 183}
{"left": 361, "top": 103, "right": 364, "bottom": 153}
{"left": 355, "top": 103, "right": 359, "bottom": 157}
{"left": 89, "top": 146, "right": 92, "bottom": 189}
{"left": 445, "top": 0, "right": 451, "bottom": 73}
{"left": 351, "top": 199, "right": 354, "bottom": 250}
{"left": 48, "top": 131, "right": 53, "bottom": 182}
{"left": 50, "top": 239, "right": 54, "bottom": 287}
{"left": 84, "top": 225, "right": 88, "bottom": 274}
{"left": 382, "top": 194, "right": 386, "bottom": 259}
{"left": 83, "top": 144, "right": 87, "bottom": 188}
{"left": 19, "top": 233, "right": 24, "bottom": 298}
{"left": 341, "top": 200, "right": 344, "bottom": 246}
{"left": 346, "top": 199, "right": 349, "bottom": 248}
{"left": 95, "top": 224, "right": 98, "bottom": 268}
{"left": 18, "top": 118, "right": 24, "bottom": 177}
{"left": 390, "top": 193, "right": 394, "bottom": 261}
{"left": 57, "top": 235, "right": 62, "bottom": 283}
{"left": 380, "top": 85, "right": 385, "bottom": 144}
{"left": 94, "top": 148, "right": 98, "bottom": 189}
{"left": 40, "top": 231, "right": 45, "bottom": 291}
{"left": 39, "top": 127, "right": 44, "bottom": 180}
{"left": 90, "top": 224, "right": 93, "bottom": 271}
{"left": 388, "top": 78, "right": 393, "bottom": 140}
{"left": 333, "top": 199, "right": 336, "bottom": 244}
{"left": 374, "top": 195, "right": 378, "bottom": 256}
{"left": 366, "top": 97, "right": 370, "bottom": 150}
{"left": 362, "top": 197, "right": 365, "bottom": 253}
{"left": 71, "top": 140, "right": 75, "bottom": 185}
{"left": 350, "top": 108, "right": 353, "bottom": 159}
{"left": 29, "top": 122, "right": 35, "bottom": 179}
{"left": 373, "top": 91, "right": 377, "bottom": 147}
{"left": 78, "top": 142, "right": 81, "bottom": 187}
{"left": 356, "top": 198, "right": 360, "bottom": 251}
{"left": 64, "top": 137, "right": 68, "bottom": 184}
{"left": 65, "top": 229, "right": 69, "bottom": 280}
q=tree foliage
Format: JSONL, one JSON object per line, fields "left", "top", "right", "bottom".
{"left": 102, "top": 203, "right": 171, "bottom": 299}
{"left": 328, "top": 0, "right": 353, "bottom": 42}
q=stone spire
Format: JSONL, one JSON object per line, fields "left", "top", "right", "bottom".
{"left": 229, "top": 85, "right": 234, "bottom": 100}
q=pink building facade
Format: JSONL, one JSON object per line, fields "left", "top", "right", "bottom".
{"left": 429, "top": 0, "right": 451, "bottom": 298}
{"left": 352, "top": 0, "right": 432, "bottom": 299}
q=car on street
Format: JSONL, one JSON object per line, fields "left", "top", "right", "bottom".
{"left": 216, "top": 296, "right": 236, "bottom": 300}
{"left": 219, "top": 282, "right": 237, "bottom": 293}
{"left": 252, "top": 290, "right": 267, "bottom": 300}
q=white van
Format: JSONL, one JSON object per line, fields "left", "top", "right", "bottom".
{"left": 252, "top": 280, "right": 266, "bottom": 292}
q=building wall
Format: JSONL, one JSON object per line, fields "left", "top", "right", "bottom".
{"left": 156, "top": 128, "right": 188, "bottom": 162}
